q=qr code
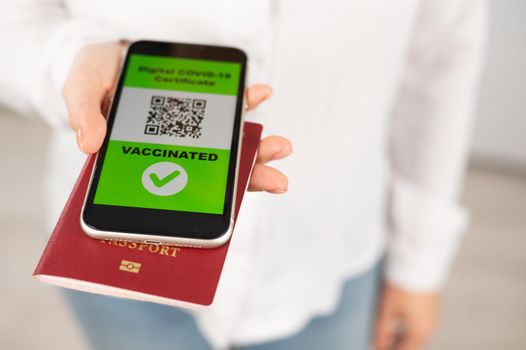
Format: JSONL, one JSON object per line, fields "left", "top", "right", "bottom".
{"left": 144, "top": 95, "right": 206, "bottom": 138}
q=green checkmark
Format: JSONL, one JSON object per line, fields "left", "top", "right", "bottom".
{"left": 149, "top": 170, "right": 181, "bottom": 187}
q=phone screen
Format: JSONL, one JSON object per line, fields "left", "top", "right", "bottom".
{"left": 92, "top": 53, "right": 242, "bottom": 215}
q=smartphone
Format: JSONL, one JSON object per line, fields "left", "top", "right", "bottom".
{"left": 81, "top": 40, "right": 247, "bottom": 248}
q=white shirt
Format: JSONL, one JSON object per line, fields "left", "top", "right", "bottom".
{"left": 0, "top": 0, "right": 486, "bottom": 348}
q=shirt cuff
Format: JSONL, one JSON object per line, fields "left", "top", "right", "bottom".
{"left": 385, "top": 176, "right": 468, "bottom": 292}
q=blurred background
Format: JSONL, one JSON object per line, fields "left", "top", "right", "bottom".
{"left": 1, "top": 1, "right": 525, "bottom": 349}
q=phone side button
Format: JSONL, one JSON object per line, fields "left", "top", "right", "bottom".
{"left": 144, "top": 240, "right": 161, "bottom": 245}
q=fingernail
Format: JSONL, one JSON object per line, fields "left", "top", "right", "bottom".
{"left": 271, "top": 187, "right": 287, "bottom": 194}
{"left": 76, "top": 128, "right": 86, "bottom": 154}
{"left": 271, "top": 148, "right": 292, "bottom": 160}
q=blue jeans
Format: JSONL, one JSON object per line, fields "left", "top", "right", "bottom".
{"left": 64, "top": 261, "right": 382, "bottom": 350}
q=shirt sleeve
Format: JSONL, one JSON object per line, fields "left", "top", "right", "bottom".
{"left": 0, "top": 1, "right": 122, "bottom": 127}
{"left": 386, "top": 0, "right": 487, "bottom": 292}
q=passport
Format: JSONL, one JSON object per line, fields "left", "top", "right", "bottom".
{"left": 33, "top": 122, "right": 262, "bottom": 308}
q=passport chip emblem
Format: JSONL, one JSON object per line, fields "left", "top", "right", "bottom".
{"left": 119, "top": 260, "right": 141, "bottom": 273}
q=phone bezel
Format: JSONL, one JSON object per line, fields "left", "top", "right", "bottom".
{"left": 81, "top": 40, "right": 247, "bottom": 244}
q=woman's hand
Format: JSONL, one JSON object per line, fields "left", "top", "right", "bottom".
{"left": 63, "top": 42, "right": 291, "bottom": 194}
{"left": 373, "top": 283, "right": 441, "bottom": 350}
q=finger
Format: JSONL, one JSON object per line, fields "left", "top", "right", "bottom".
{"left": 397, "top": 320, "right": 435, "bottom": 350}
{"left": 245, "top": 84, "right": 272, "bottom": 111}
{"left": 256, "top": 135, "right": 293, "bottom": 164}
{"left": 397, "top": 332, "right": 426, "bottom": 350}
{"left": 373, "top": 307, "right": 397, "bottom": 350}
{"left": 248, "top": 163, "right": 288, "bottom": 194}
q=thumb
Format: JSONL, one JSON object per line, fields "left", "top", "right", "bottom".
{"left": 63, "top": 59, "right": 108, "bottom": 154}
{"left": 67, "top": 101, "right": 107, "bottom": 154}
{"left": 63, "top": 43, "right": 122, "bottom": 153}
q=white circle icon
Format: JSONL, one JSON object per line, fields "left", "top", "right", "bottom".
{"left": 141, "top": 162, "right": 188, "bottom": 196}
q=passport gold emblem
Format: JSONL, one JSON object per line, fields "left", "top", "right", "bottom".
{"left": 119, "top": 260, "right": 141, "bottom": 273}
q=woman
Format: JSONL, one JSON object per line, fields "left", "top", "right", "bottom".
{"left": 0, "top": 1, "right": 485, "bottom": 349}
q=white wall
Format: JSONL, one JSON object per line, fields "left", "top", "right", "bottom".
{"left": 471, "top": 0, "right": 526, "bottom": 169}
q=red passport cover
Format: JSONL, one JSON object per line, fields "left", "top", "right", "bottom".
{"left": 33, "top": 122, "right": 262, "bottom": 308}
